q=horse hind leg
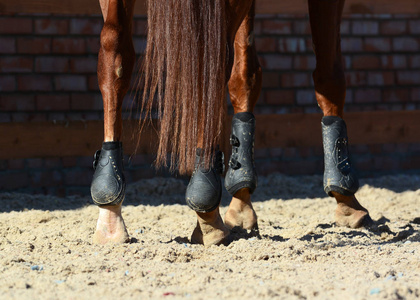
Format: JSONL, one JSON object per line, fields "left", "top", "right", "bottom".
{"left": 91, "top": 0, "right": 136, "bottom": 244}
{"left": 308, "top": 0, "right": 372, "bottom": 228}
{"left": 224, "top": 2, "right": 262, "bottom": 235}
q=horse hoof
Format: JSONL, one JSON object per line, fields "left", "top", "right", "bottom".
{"left": 185, "top": 148, "right": 224, "bottom": 213}
{"left": 225, "top": 112, "right": 258, "bottom": 196}
{"left": 90, "top": 142, "right": 125, "bottom": 206}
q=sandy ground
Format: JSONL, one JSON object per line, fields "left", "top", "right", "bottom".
{"left": 0, "top": 173, "right": 419, "bottom": 300}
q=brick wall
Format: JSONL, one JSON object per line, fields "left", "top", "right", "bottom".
{"left": 0, "top": 13, "right": 419, "bottom": 195}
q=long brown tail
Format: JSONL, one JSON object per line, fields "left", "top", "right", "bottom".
{"left": 138, "top": 0, "right": 228, "bottom": 175}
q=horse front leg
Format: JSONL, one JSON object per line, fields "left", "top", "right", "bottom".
{"left": 91, "top": 0, "right": 136, "bottom": 244}
{"left": 308, "top": 0, "right": 372, "bottom": 228}
{"left": 224, "top": 1, "right": 262, "bottom": 235}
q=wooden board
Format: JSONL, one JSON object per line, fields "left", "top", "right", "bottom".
{"left": 0, "top": 0, "right": 419, "bottom": 15}
{"left": 1, "top": 111, "right": 419, "bottom": 160}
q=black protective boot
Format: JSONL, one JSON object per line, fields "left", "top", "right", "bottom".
{"left": 225, "top": 112, "right": 258, "bottom": 196}
{"left": 322, "top": 116, "right": 359, "bottom": 197}
{"left": 90, "top": 141, "right": 125, "bottom": 206}
{"left": 185, "top": 148, "right": 224, "bottom": 213}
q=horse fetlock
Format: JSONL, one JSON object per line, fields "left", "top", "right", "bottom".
{"left": 321, "top": 116, "right": 359, "bottom": 197}
{"left": 225, "top": 112, "right": 258, "bottom": 196}
{"left": 185, "top": 149, "right": 224, "bottom": 213}
{"left": 91, "top": 141, "right": 125, "bottom": 206}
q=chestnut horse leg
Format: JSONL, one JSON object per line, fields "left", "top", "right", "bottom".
{"left": 308, "top": 0, "right": 372, "bottom": 228}
{"left": 92, "top": 0, "right": 136, "bottom": 244}
{"left": 224, "top": 1, "right": 261, "bottom": 233}
{"left": 189, "top": 0, "right": 257, "bottom": 246}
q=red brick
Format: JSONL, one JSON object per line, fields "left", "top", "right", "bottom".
{"left": 18, "top": 75, "right": 52, "bottom": 91}
{"left": 70, "top": 18, "right": 103, "bottom": 35}
{"left": 409, "top": 55, "right": 420, "bottom": 69}
{"left": 0, "top": 172, "right": 29, "bottom": 189}
{"left": 260, "top": 54, "right": 292, "bottom": 70}
{"left": 255, "top": 37, "right": 276, "bottom": 52}
{"left": 0, "top": 95, "right": 35, "bottom": 110}
{"left": 296, "top": 90, "right": 316, "bottom": 105}
{"left": 261, "top": 20, "right": 292, "bottom": 35}
{"left": 65, "top": 169, "right": 92, "bottom": 186}
{"left": 17, "top": 37, "right": 51, "bottom": 54}
{"left": 34, "top": 19, "right": 69, "bottom": 35}
{"left": 280, "top": 73, "right": 309, "bottom": 87}
{"left": 381, "top": 55, "right": 407, "bottom": 69}
{"left": 373, "top": 156, "right": 399, "bottom": 171}
{"left": 261, "top": 72, "right": 279, "bottom": 88}
{"left": 88, "top": 75, "right": 100, "bottom": 91}
{"left": 36, "top": 94, "right": 70, "bottom": 111}
{"left": 27, "top": 158, "right": 43, "bottom": 168}
{"left": 30, "top": 170, "right": 63, "bottom": 187}
{"left": 352, "top": 21, "right": 379, "bottom": 35}
{"left": 0, "top": 57, "right": 33, "bottom": 73}
{"left": 0, "top": 18, "right": 32, "bottom": 34}
{"left": 70, "top": 94, "right": 103, "bottom": 110}
{"left": 11, "top": 112, "right": 47, "bottom": 122}
{"left": 47, "top": 113, "right": 66, "bottom": 122}
{"left": 62, "top": 157, "right": 78, "bottom": 167}
{"left": 409, "top": 20, "right": 420, "bottom": 34}
{"left": 133, "top": 37, "right": 147, "bottom": 53}
{"left": 8, "top": 159, "right": 25, "bottom": 170}
{"left": 383, "top": 89, "right": 410, "bottom": 103}
{"left": 278, "top": 38, "right": 306, "bottom": 53}
{"left": 341, "top": 38, "right": 363, "bottom": 53}
{"left": 367, "top": 71, "right": 395, "bottom": 86}
{"left": 86, "top": 37, "right": 100, "bottom": 53}
{"left": 354, "top": 89, "right": 381, "bottom": 103}
{"left": 134, "top": 19, "right": 147, "bottom": 36}
{"left": 265, "top": 89, "right": 295, "bottom": 105}
{"left": 392, "top": 37, "right": 420, "bottom": 52}
{"left": 44, "top": 158, "right": 62, "bottom": 168}
{"left": 380, "top": 20, "right": 407, "bottom": 35}
{"left": 397, "top": 71, "right": 420, "bottom": 85}
{"left": 345, "top": 71, "right": 367, "bottom": 87}
{"left": 293, "top": 20, "right": 310, "bottom": 35}
{"left": 355, "top": 157, "right": 374, "bottom": 172}
{"left": 293, "top": 55, "right": 315, "bottom": 70}
{"left": 253, "top": 20, "right": 262, "bottom": 35}
{"left": 345, "top": 89, "right": 354, "bottom": 103}
{"left": 0, "top": 113, "right": 11, "bottom": 123}
{"left": 364, "top": 37, "right": 391, "bottom": 52}
{"left": 352, "top": 55, "right": 381, "bottom": 70}
{"left": 340, "top": 20, "right": 350, "bottom": 35}
{"left": 69, "top": 57, "right": 97, "bottom": 73}
{"left": 0, "top": 76, "right": 16, "bottom": 92}
{"left": 35, "top": 57, "right": 70, "bottom": 73}
{"left": 0, "top": 37, "right": 15, "bottom": 54}
{"left": 52, "top": 38, "right": 86, "bottom": 54}
{"left": 412, "top": 88, "right": 420, "bottom": 102}
{"left": 54, "top": 75, "right": 88, "bottom": 91}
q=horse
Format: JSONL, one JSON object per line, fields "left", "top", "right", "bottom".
{"left": 90, "top": 0, "right": 372, "bottom": 246}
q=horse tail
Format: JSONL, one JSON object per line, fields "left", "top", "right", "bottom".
{"left": 138, "top": 0, "right": 228, "bottom": 175}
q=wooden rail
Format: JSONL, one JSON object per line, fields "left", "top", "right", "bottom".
{"left": 0, "top": 0, "right": 419, "bottom": 15}
{"left": 1, "top": 111, "right": 419, "bottom": 160}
